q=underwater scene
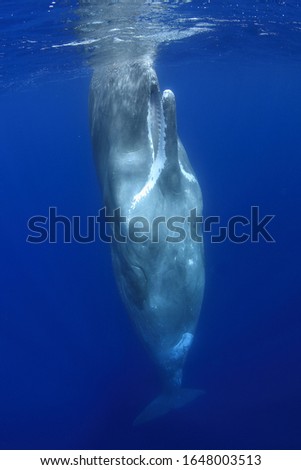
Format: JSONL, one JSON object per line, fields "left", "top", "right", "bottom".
{"left": 1, "top": 0, "right": 301, "bottom": 450}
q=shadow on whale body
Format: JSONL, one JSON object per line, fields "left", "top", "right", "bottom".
{"left": 89, "top": 60, "right": 205, "bottom": 425}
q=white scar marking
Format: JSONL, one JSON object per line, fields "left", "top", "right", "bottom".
{"left": 179, "top": 161, "right": 197, "bottom": 183}
{"left": 170, "top": 333, "right": 193, "bottom": 360}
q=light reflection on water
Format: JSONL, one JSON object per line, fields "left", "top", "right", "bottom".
{"left": 1, "top": 1, "right": 301, "bottom": 90}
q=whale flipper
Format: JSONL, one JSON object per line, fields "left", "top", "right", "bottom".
{"left": 134, "top": 388, "right": 204, "bottom": 426}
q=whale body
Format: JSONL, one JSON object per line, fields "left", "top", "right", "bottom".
{"left": 89, "top": 60, "right": 205, "bottom": 424}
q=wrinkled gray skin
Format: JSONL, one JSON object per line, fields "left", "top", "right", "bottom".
{"left": 90, "top": 60, "right": 205, "bottom": 409}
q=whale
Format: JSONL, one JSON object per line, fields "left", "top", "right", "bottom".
{"left": 89, "top": 60, "right": 205, "bottom": 424}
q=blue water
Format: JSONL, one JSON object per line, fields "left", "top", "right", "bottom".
{"left": 1, "top": 0, "right": 301, "bottom": 450}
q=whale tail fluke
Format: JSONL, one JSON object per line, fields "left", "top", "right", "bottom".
{"left": 134, "top": 388, "right": 204, "bottom": 426}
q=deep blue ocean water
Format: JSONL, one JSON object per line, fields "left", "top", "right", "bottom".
{"left": 1, "top": 0, "right": 301, "bottom": 450}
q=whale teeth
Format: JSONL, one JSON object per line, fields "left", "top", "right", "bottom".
{"left": 149, "top": 82, "right": 162, "bottom": 160}
{"left": 131, "top": 80, "right": 167, "bottom": 210}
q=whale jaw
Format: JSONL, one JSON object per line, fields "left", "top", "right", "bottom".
{"left": 148, "top": 83, "right": 181, "bottom": 194}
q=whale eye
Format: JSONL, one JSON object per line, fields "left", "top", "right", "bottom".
{"left": 149, "top": 82, "right": 162, "bottom": 158}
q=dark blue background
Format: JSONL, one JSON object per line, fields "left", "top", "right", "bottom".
{"left": 1, "top": 49, "right": 301, "bottom": 449}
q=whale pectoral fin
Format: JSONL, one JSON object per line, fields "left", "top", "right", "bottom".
{"left": 133, "top": 388, "right": 204, "bottom": 426}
